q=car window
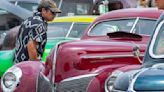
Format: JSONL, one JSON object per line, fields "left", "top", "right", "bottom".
{"left": 89, "top": 19, "right": 135, "bottom": 36}
{"left": 0, "top": 8, "right": 22, "bottom": 34}
{"left": 68, "top": 23, "right": 90, "bottom": 38}
{"left": 152, "top": 23, "right": 164, "bottom": 55}
{"left": 47, "top": 22, "right": 72, "bottom": 38}
{"left": 133, "top": 19, "right": 156, "bottom": 35}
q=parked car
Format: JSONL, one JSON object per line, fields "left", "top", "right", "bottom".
{"left": 0, "top": 16, "right": 96, "bottom": 77}
{"left": 104, "top": 11, "right": 164, "bottom": 92}
{"left": 0, "top": 8, "right": 162, "bottom": 92}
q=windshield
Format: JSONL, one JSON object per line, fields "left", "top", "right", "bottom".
{"left": 47, "top": 22, "right": 72, "bottom": 38}
{"left": 47, "top": 22, "right": 90, "bottom": 38}
{"left": 89, "top": 18, "right": 156, "bottom": 36}
{"left": 150, "top": 20, "right": 164, "bottom": 58}
{"left": 10, "top": 1, "right": 38, "bottom": 12}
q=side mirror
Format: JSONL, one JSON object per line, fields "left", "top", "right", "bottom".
{"left": 133, "top": 45, "right": 142, "bottom": 63}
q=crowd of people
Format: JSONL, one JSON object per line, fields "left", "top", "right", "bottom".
{"left": 96, "top": 0, "right": 159, "bottom": 15}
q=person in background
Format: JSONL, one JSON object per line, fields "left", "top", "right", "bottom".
{"left": 155, "top": 0, "right": 164, "bottom": 9}
{"left": 148, "top": 0, "right": 156, "bottom": 7}
{"left": 14, "top": 0, "right": 61, "bottom": 63}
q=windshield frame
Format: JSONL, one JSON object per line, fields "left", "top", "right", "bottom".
{"left": 87, "top": 17, "right": 157, "bottom": 36}
{"left": 47, "top": 22, "right": 90, "bottom": 38}
{"left": 149, "top": 20, "right": 164, "bottom": 58}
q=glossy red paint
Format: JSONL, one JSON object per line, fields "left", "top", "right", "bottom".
{"left": 54, "top": 39, "right": 145, "bottom": 82}
{"left": 2, "top": 8, "right": 162, "bottom": 92}
{"left": 86, "top": 64, "right": 127, "bottom": 92}
{"left": 87, "top": 65, "right": 141, "bottom": 92}
{"left": 42, "top": 8, "right": 163, "bottom": 92}
{"left": 13, "top": 61, "right": 44, "bottom": 92}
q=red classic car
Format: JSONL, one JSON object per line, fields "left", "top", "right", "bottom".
{"left": 104, "top": 11, "right": 164, "bottom": 92}
{"left": 0, "top": 8, "right": 162, "bottom": 92}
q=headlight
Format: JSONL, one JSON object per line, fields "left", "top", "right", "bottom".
{"left": 1, "top": 66, "right": 22, "bottom": 92}
{"left": 3, "top": 72, "right": 16, "bottom": 88}
{"left": 105, "top": 70, "right": 123, "bottom": 92}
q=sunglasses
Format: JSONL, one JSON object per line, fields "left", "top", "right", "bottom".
{"left": 49, "top": 9, "right": 56, "bottom": 15}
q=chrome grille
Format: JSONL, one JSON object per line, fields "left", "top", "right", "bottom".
{"left": 56, "top": 75, "right": 95, "bottom": 92}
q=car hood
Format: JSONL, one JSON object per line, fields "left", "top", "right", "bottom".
{"left": 56, "top": 37, "right": 147, "bottom": 69}
{"left": 45, "top": 37, "right": 79, "bottom": 49}
{"left": 60, "top": 38, "right": 147, "bottom": 54}
{"left": 42, "top": 37, "right": 79, "bottom": 61}
{"left": 53, "top": 37, "right": 148, "bottom": 81}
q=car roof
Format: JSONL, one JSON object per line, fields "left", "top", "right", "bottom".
{"left": 0, "top": 0, "right": 32, "bottom": 19}
{"left": 7, "top": 0, "right": 40, "bottom": 4}
{"left": 95, "top": 8, "right": 163, "bottom": 22}
{"left": 50, "top": 16, "right": 97, "bottom": 23}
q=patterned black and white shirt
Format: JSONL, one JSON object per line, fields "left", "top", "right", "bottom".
{"left": 14, "top": 12, "right": 47, "bottom": 63}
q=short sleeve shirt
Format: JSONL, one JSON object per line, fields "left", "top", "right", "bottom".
{"left": 14, "top": 12, "right": 47, "bottom": 63}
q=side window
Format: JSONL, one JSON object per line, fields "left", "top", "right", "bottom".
{"left": 89, "top": 23, "right": 118, "bottom": 36}
{"left": 153, "top": 24, "right": 164, "bottom": 55}
{"left": 47, "top": 22, "right": 72, "bottom": 38}
{"left": 134, "top": 19, "right": 156, "bottom": 35}
{"left": 89, "top": 19, "right": 135, "bottom": 36}
{"left": 69, "top": 23, "right": 89, "bottom": 38}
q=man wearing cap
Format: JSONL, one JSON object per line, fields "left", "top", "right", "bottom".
{"left": 14, "top": 0, "right": 61, "bottom": 63}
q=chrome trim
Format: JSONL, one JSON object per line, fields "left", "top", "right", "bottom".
{"left": 152, "top": 63, "right": 164, "bottom": 68}
{"left": 1, "top": 67, "right": 22, "bottom": 92}
{"left": 57, "top": 74, "right": 97, "bottom": 92}
{"left": 110, "top": 89, "right": 125, "bottom": 92}
{"left": 87, "top": 17, "right": 157, "bottom": 36}
{"left": 149, "top": 20, "right": 164, "bottom": 58}
{"left": 81, "top": 54, "right": 144, "bottom": 59}
{"left": 52, "top": 40, "right": 70, "bottom": 91}
{"left": 15, "top": 1, "right": 18, "bottom": 5}
{"left": 86, "top": 74, "right": 97, "bottom": 91}
{"left": 104, "top": 70, "right": 123, "bottom": 92}
{"left": 36, "top": 71, "right": 39, "bottom": 92}
{"left": 130, "top": 17, "right": 139, "bottom": 33}
{"left": 66, "top": 22, "right": 74, "bottom": 37}
{"left": 127, "top": 68, "right": 148, "bottom": 92}
{"left": 60, "top": 74, "right": 98, "bottom": 83}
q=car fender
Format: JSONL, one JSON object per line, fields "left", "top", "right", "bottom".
{"left": 13, "top": 61, "right": 44, "bottom": 92}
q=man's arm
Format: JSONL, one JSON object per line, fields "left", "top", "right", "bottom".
{"left": 27, "top": 40, "right": 38, "bottom": 61}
